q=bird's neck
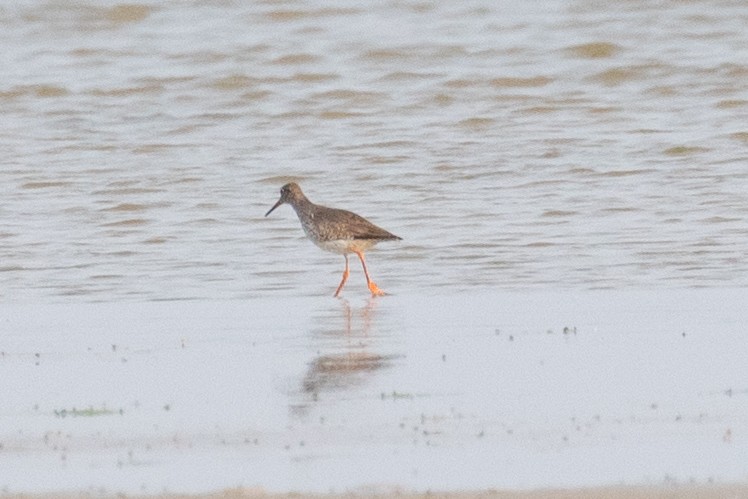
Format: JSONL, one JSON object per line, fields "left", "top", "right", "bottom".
{"left": 290, "top": 196, "right": 315, "bottom": 217}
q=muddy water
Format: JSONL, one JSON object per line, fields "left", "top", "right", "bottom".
{"left": 1, "top": 1, "right": 747, "bottom": 301}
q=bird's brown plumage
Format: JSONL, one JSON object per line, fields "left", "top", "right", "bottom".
{"left": 266, "top": 182, "right": 401, "bottom": 244}
{"left": 265, "top": 182, "right": 400, "bottom": 297}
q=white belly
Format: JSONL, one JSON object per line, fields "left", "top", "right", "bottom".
{"left": 314, "top": 238, "right": 377, "bottom": 254}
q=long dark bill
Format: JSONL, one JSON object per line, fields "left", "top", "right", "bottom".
{"left": 265, "top": 198, "right": 284, "bottom": 217}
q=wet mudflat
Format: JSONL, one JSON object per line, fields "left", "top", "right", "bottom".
{"left": 1, "top": 288, "right": 746, "bottom": 494}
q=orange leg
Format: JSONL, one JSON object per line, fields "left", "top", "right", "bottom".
{"left": 354, "top": 250, "right": 385, "bottom": 297}
{"left": 334, "top": 254, "right": 350, "bottom": 297}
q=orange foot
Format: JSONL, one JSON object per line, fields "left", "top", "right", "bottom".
{"left": 368, "top": 281, "right": 386, "bottom": 297}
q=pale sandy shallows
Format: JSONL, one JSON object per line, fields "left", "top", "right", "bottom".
{"left": 7, "top": 485, "right": 748, "bottom": 499}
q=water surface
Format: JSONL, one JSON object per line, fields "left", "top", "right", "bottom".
{"left": 2, "top": 290, "right": 747, "bottom": 492}
{"left": 1, "top": 0, "right": 747, "bottom": 301}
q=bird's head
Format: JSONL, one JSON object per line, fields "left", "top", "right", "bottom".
{"left": 265, "top": 182, "right": 304, "bottom": 217}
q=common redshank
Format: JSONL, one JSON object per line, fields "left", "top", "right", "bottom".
{"left": 265, "top": 183, "right": 401, "bottom": 297}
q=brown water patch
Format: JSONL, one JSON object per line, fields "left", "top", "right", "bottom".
{"left": 137, "top": 76, "right": 197, "bottom": 86}
{"left": 365, "top": 155, "right": 409, "bottom": 165}
{"left": 90, "top": 274, "right": 124, "bottom": 280}
{"left": 312, "top": 89, "right": 382, "bottom": 100}
{"left": 587, "top": 106, "right": 621, "bottom": 114}
{"left": 716, "top": 99, "right": 747, "bottom": 109}
{"left": 647, "top": 85, "right": 678, "bottom": 97}
{"left": 457, "top": 117, "right": 494, "bottom": 129}
{"left": 21, "top": 181, "right": 71, "bottom": 189}
{"left": 521, "top": 106, "right": 559, "bottom": 114}
{"left": 274, "top": 110, "right": 313, "bottom": 119}
{"left": 566, "top": 42, "right": 621, "bottom": 59}
{"left": 628, "top": 128, "right": 665, "bottom": 135}
{"left": 0, "top": 88, "right": 24, "bottom": 99}
{"left": 0, "top": 265, "right": 25, "bottom": 272}
{"left": 94, "top": 187, "right": 162, "bottom": 195}
{"left": 516, "top": 179, "right": 571, "bottom": 188}
{"left": 70, "top": 47, "right": 125, "bottom": 57}
{"left": 101, "top": 218, "right": 149, "bottom": 227}
{"left": 360, "top": 48, "right": 409, "bottom": 61}
{"left": 730, "top": 132, "right": 748, "bottom": 143}
{"left": 292, "top": 73, "right": 338, "bottom": 82}
{"left": 542, "top": 210, "right": 576, "bottom": 218}
{"left": 490, "top": 76, "right": 552, "bottom": 88}
{"left": 240, "top": 90, "right": 272, "bottom": 101}
{"left": 701, "top": 216, "right": 741, "bottom": 224}
{"left": 262, "top": 8, "right": 359, "bottom": 22}
{"left": 432, "top": 93, "right": 454, "bottom": 106}
{"left": 382, "top": 71, "right": 438, "bottom": 81}
{"left": 144, "top": 237, "right": 168, "bottom": 244}
{"left": 263, "top": 10, "right": 306, "bottom": 21}
{"left": 318, "top": 110, "right": 364, "bottom": 119}
{"left": 568, "top": 167, "right": 596, "bottom": 175}
{"left": 593, "top": 68, "right": 633, "bottom": 85}
{"left": 103, "top": 203, "right": 149, "bottom": 212}
{"left": 525, "top": 241, "right": 555, "bottom": 247}
{"left": 196, "top": 112, "right": 237, "bottom": 121}
{"left": 270, "top": 53, "right": 320, "bottom": 65}
{"left": 166, "top": 177, "right": 202, "bottom": 185}
{"left": 105, "top": 4, "right": 151, "bottom": 23}
{"left": 133, "top": 144, "right": 183, "bottom": 154}
{"left": 722, "top": 63, "right": 748, "bottom": 78}
{"left": 184, "top": 218, "right": 220, "bottom": 226}
{"left": 90, "top": 84, "right": 162, "bottom": 96}
{"left": 592, "top": 65, "right": 657, "bottom": 86}
{"left": 663, "top": 146, "right": 709, "bottom": 156}
{"left": 601, "top": 206, "right": 638, "bottom": 213}
{"left": 212, "top": 75, "right": 256, "bottom": 90}
{"left": 597, "top": 169, "right": 655, "bottom": 177}
{"left": 2, "top": 85, "right": 68, "bottom": 98}
{"left": 35, "top": 84, "right": 69, "bottom": 97}
{"left": 360, "top": 140, "right": 417, "bottom": 149}
{"left": 310, "top": 89, "right": 387, "bottom": 109}
{"left": 444, "top": 79, "right": 479, "bottom": 89}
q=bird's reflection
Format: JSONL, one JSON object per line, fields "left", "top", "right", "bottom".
{"left": 291, "top": 298, "right": 399, "bottom": 416}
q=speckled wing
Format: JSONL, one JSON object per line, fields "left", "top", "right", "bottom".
{"left": 313, "top": 206, "right": 401, "bottom": 242}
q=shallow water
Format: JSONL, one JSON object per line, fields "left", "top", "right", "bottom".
{"left": 1, "top": 0, "right": 747, "bottom": 301}
{"left": 2, "top": 290, "right": 747, "bottom": 493}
